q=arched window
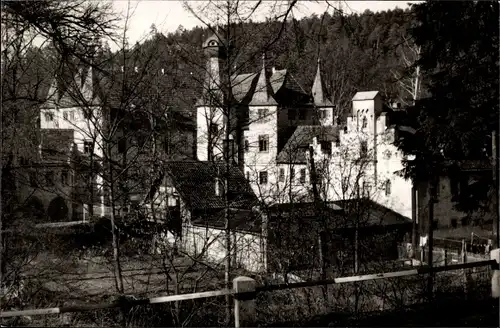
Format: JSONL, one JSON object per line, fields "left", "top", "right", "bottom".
{"left": 362, "top": 116, "right": 368, "bottom": 129}
{"left": 385, "top": 179, "right": 392, "bottom": 196}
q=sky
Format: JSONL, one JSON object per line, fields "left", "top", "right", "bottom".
{"left": 110, "top": 1, "right": 420, "bottom": 51}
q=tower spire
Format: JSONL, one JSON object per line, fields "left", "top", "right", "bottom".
{"left": 249, "top": 52, "right": 277, "bottom": 106}
{"left": 312, "top": 55, "right": 332, "bottom": 107}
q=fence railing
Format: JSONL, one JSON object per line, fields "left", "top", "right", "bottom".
{"left": 2, "top": 250, "right": 499, "bottom": 327}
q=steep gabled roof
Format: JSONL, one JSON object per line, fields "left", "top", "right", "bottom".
{"left": 270, "top": 69, "right": 287, "bottom": 94}
{"left": 311, "top": 58, "right": 333, "bottom": 107}
{"left": 232, "top": 72, "right": 258, "bottom": 102}
{"left": 165, "top": 161, "right": 259, "bottom": 210}
{"left": 276, "top": 125, "right": 339, "bottom": 164}
{"left": 249, "top": 55, "right": 277, "bottom": 106}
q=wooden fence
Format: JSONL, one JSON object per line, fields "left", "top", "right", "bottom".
{"left": 1, "top": 251, "right": 499, "bottom": 327}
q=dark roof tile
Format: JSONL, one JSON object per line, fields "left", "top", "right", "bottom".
{"left": 165, "top": 161, "right": 258, "bottom": 210}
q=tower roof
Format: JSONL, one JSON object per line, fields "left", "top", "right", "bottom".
{"left": 249, "top": 54, "right": 277, "bottom": 106}
{"left": 311, "top": 58, "right": 333, "bottom": 107}
{"left": 352, "top": 91, "right": 380, "bottom": 101}
{"left": 202, "top": 31, "right": 226, "bottom": 58}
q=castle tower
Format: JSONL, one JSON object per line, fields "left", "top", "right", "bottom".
{"left": 196, "top": 32, "right": 227, "bottom": 161}
{"left": 311, "top": 58, "right": 334, "bottom": 126}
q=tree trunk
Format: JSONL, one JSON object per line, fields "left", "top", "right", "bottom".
{"left": 427, "top": 178, "right": 436, "bottom": 300}
{"left": 107, "top": 143, "right": 124, "bottom": 294}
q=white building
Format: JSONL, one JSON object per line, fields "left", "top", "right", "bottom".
{"left": 30, "top": 62, "right": 106, "bottom": 220}
{"left": 195, "top": 33, "right": 413, "bottom": 219}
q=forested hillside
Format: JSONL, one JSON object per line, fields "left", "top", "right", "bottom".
{"left": 16, "top": 7, "right": 418, "bottom": 125}
{"left": 130, "top": 7, "right": 417, "bottom": 119}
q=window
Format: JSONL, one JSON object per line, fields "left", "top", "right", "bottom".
{"left": 118, "top": 138, "right": 126, "bottom": 153}
{"left": 342, "top": 177, "right": 349, "bottom": 194}
{"left": 360, "top": 140, "right": 368, "bottom": 158}
{"left": 362, "top": 182, "right": 367, "bottom": 197}
{"left": 385, "top": 179, "right": 391, "bottom": 196}
{"left": 209, "top": 123, "right": 219, "bottom": 135}
{"left": 215, "top": 178, "right": 222, "bottom": 197}
{"left": 343, "top": 126, "right": 348, "bottom": 134}
{"left": 362, "top": 116, "right": 368, "bottom": 129}
{"left": 244, "top": 139, "right": 249, "bottom": 152}
{"left": 29, "top": 172, "right": 38, "bottom": 187}
{"left": 362, "top": 182, "right": 371, "bottom": 197}
{"left": 61, "top": 170, "right": 69, "bottom": 186}
{"left": 279, "top": 168, "right": 285, "bottom": 182}
{"left": 70, "top": 111, "right": 75, "bottom": 121}
{"left": 167, "top": 196, "right": 179, "bottom": 207}
{"left": 320, "top": 141, "right": 331, "bottom": 155}
{"left": 451, "top": 218, "right": 458, "bottom": 228}
{"left": 319, "top": 109, "right": 327, "bottom": 120}
{"left": 45, "top": 171, "right": 54, "bottom": 187}
{"left": 432, "top": 220, "right": 438, "bottom": 230}
{"left": 259, "top": 135, "right": 269, "bottom": 152}
{"left": 258, "top": 108, "right": 268, "bottom": 119}
{"left": 63, "top": 111, "right": 68, "bottom": 120}
{"left": 461, "top": 217, "right": 470, "bottom": 226}
{"left": 299, "top": 168, "right": 306, "bottom": 184}
{"left": 335, "top": 139, "right": 340, "bottom": 147}
{"left": 290, "top": 168, "right": 295, "bottom": 180}
{"left": 298, "top": 109, "right": 306, "bottom": 120}
{"left": 84, "top": 141, "right": 93, "bottom": 154}
{"left": 259, "top": 171, "right": 268, "bottom": 185}
{"left": 44, "top": 112, "right": 54, "bottom": 122}
{"left": 288, "top": 109, "right": 296, "bottom": 120}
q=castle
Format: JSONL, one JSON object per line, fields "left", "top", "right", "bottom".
{"left": 195, "top": 32, "right": 413, "bottom": 219}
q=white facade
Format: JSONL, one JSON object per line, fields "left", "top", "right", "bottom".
{"left": 39, "top": 66, "right": 106, "bottom": 218}
{"left": 196, "top": 105, "right": 225, "bottom": 161}
{"left": 40, "top": 105, "right": 103, "bottom": 158}
{"left": 306, "top": 92, "right": 413, "bottom": 218}
{"left": 243, "top": 104, "right": 280, "bottom": 201}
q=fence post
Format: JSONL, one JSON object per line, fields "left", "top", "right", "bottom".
{"left": 491, "top": 248, "right": 500, "bottom": 298}
{"left": 233, "top": 276, "right": 256, "bottom": 328}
